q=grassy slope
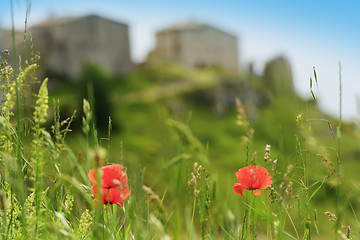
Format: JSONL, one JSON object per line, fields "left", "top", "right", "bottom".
{"left": 54, "top": 62, "right": 360, "bottom": 238}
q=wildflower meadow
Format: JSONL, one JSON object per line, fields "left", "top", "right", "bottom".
{"left": 1, "top": 11, "right": 360, "bottom": 240}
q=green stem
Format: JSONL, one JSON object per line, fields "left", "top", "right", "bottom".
{"left": 335, "top": 62, "right": 342, "bottom": 238}
{"left": 251, "top": 195, "right": 256, "bottom": 240}
{"left": 191, "top": 194, "right": 196, "bottom": 225}
{"left": 245, "top": 122, "right": 250, "bottom": 165}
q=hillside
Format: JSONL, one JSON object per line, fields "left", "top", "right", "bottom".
{"left": 1, "top": 46, "right": 359, "bottom": 238}
{"left": 53, "top": 56, "right": 360, "bottom": 218}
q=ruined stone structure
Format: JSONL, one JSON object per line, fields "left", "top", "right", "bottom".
{"left": 153, "top": 21, "right": 239, "bottom": 71}
{"left": 0, "top": 29, "right": 22, "bottom": 53}
{"left": 19, "top": 15, "right": 132, "bottom": 78}
{"left": 263, "top": 56, "right": 294, "bottom": 96}
{"left": 31, "top": 15, "right": 133, "bottom": 78}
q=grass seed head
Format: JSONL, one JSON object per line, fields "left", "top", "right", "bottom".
{"left": 324, "top": 211, "right": 337, "bottom": 221}
{"left": 143, "top": 185, "right": 161, "bottom": 204}
{"left": 235, "top": 97, "right": 247, "bottom": 129}
{"left": 76, "top": 209, "right": 93, "bottom": 239}
{"left": 264, "top": 144, "right": 271, "bottom": 162}
{"left": 318, "top": 154, "right": 336, "bottom": 178}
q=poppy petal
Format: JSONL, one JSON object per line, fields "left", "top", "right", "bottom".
{"left": 88, "top": 164, "right": 130, "bottom": 206}
{"left": 107, "top": 188, "right": 126, "bottom": 206}
{"left": 253, "top": 190, "right": 261, "bottom": 196}
{"left": 88, "top": 169, "right": 97, "bottom": 185}
{"left": 233, "top": 183, "right": 245, "bottom": 197}
{"left": 257, "top": 171, "right": 272, "bottom": 189}
{"left": 233, "top": 165, "right": 272, "bottom": 197}
{"left": 235, "top": 168, "right": 252, "bottom": 190}
{"left": 101, "top": 164, "right": 125, "bottom": 188}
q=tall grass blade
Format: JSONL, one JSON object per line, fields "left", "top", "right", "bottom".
{"left": 335, "top": 62, "right": 342, "bottom": 238}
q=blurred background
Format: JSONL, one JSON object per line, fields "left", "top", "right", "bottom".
{"left": 1, "top": 1, "right": 360, "bottom": 237}
{"left": 1, "top": 0, "right": 360, "bottom": 120}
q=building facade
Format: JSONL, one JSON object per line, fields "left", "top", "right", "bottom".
{"left": 154, "top": 21, "right": 239, "bottom": 71}
{"left": 29, "top": 14, "right": 133, "bottom": 78}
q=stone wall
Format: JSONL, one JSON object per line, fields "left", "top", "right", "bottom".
{"left": 263, "top": 56, "right": 294, "bottom": 96}
{"left": 1, "top": 15, "right": 133, "bottom": 79}
{"left": 0, "top": 29, "right": 22, "bottom": 60}
{"left": 30, "top": 15, "right": 133, "bottom": 79}
{"left": 155, "top": 22, "right": 239, "bottom": 71}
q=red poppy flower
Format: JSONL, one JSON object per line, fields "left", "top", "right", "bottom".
{"left": 88, "top": 164, "right": 130, "bottom": 206}
{"left": 233, "top": 165, "right": 272, "bottom": 197}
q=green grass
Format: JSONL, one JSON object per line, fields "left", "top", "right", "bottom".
{"left": 1, "top": 26, "right": 360, "bottom": 240}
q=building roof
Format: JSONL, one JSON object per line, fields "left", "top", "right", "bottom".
{"left": 31, "top": 14, "right": 128, "bottom": 29}
{"left": 158, "top": 20, "right": 237, "bottom": 39}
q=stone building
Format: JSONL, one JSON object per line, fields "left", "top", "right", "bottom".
{"left": 153, "top": 21, "right": 239, "bottom": 71}
{"left": 2, "top": 15, "right": 133, "bottom": 79}
{"left": 0, "top": 29, "right": 22, "bottom": 58}
{"left": 263, "top": 56, "right": 294, "bottom": 96}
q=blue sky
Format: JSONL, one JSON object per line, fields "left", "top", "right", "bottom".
{"left": 1, "top": 0, "right": 360, "bottom": 121}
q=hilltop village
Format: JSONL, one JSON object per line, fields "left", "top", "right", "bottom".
{"left": 0, "top": 14, "right": 295, "bottom": 120}
{"left": 1, "top": 15, "right": 292, "bottom": 81}
{"left": 1, "top": 15, "right": 242, "bottom": 76}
